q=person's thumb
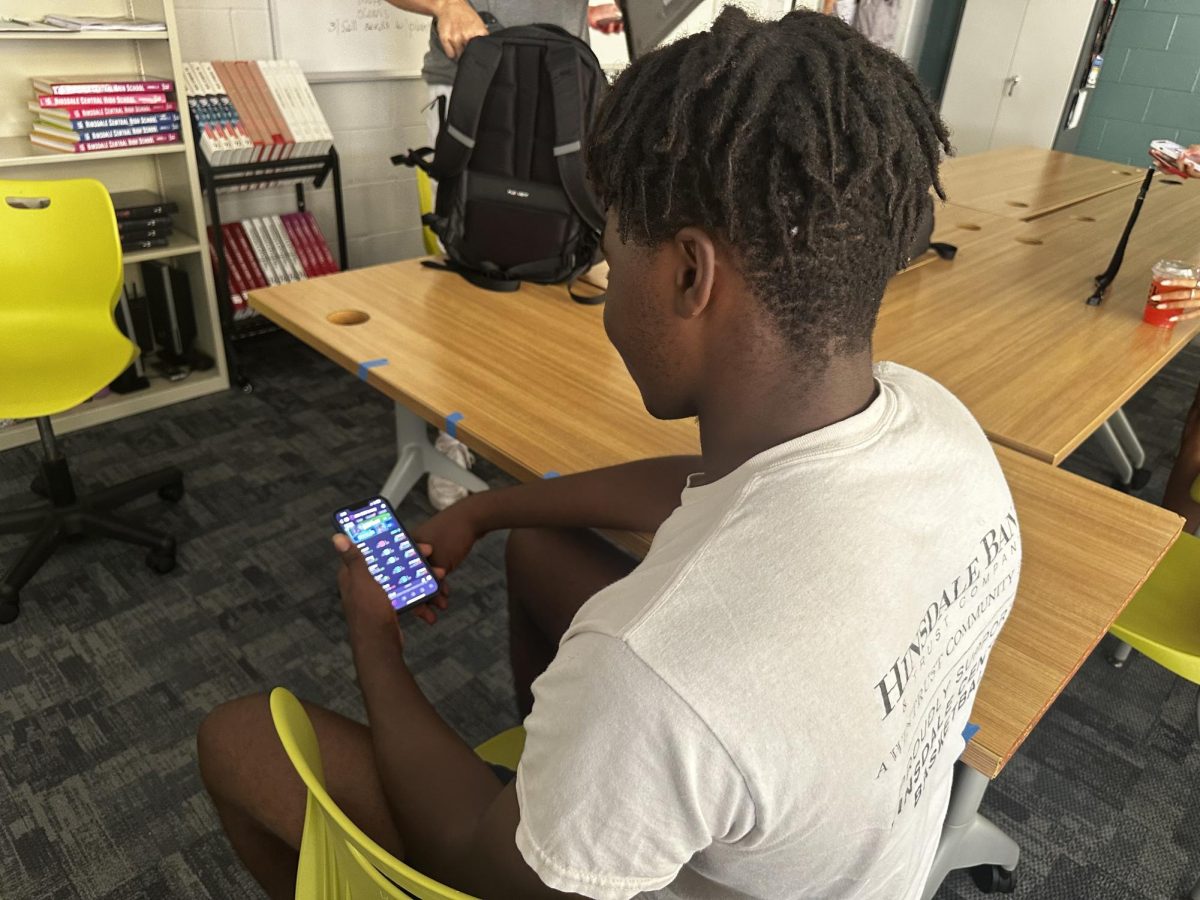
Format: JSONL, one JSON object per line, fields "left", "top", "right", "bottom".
{"left": 332, "top": 533, "right": 365, "bottom": 568}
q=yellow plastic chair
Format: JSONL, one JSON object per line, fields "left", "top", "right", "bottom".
{"left": 1107, "top": 477, "right": 1200, "bottom": 899}
{"left": 270, "top": 687, "right": 526, "bottom": 899}
{"left": 0, "top": 178, "right": 183, "bottom": 623}
{"left": 415, "top": 169, "right": 440, "bottom": 257}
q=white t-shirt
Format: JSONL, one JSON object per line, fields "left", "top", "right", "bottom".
{"left": 515, "top": 362, "right": 1021, "bottom": 900}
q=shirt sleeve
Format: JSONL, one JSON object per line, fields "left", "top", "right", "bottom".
{"left": 514, "top": 632, "right": 755, "bottom": 900}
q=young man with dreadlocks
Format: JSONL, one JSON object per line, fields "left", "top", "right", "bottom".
{"left": 198, "top": 8, "right": 1020, "bottom": 899}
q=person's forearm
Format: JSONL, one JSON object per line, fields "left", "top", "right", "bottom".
{"left": 465, "top": 455, "right": 701, "bottom": 536}
{"left": 349, "top": 622, "right": 504, "bottom": 878}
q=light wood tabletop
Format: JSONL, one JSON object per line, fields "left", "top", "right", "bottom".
{"left": 249, "top": 260, "right": 1182, "bottom": 779}
{"left": 939, "top": 145, "right": 1144, "bottom": 221}
{"left": 878, "top": 176, "right": 1200, "bottom": 464}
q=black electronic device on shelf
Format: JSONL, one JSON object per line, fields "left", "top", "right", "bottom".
{"left": 194, "top": 139, "right": 348, "bottom": 393}
{"left": 111, "top": 283, "right": 152, "bottom": 394}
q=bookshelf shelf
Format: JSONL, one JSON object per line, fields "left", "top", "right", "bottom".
{"left": 123, "top": 230, "right": 201, "bottom": 264}
{"left": 0, "top": 371, "right": 226, "bottom": 452}
{"left": 0, "top": 32, "right": 171, "bottom": 41}
{"left": 0, "top": 135, "right": 186, "bottom": 167}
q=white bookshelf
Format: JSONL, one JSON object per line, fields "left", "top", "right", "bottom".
{"left": 0, "top": 0, "right": 228, "bottom": 450}
{"left": 0, "top": 31, "right": 172, "bottom": 41}
{"left": 0, "top": 135, "right": 187, "bottom": 166}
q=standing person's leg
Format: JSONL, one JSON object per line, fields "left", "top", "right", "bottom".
{"left": 1163, "top": 380, "right": 1200, "bottom": 533}
{"left": 505, "top": 527, "right": 637, "bottom": 717}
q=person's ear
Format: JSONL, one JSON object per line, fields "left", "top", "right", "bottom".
{"left": 672, "top": 226, "right": 717, "bottom": 319}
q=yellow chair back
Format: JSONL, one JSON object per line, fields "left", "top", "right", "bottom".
{"left": 0, "top": 178, "right": 132, "bottom": 419}
{"left": 1110, "top": 531, "right": 1200, "bottom": 684}
{"left": 415, "top": 169, "right": 440, "bottom": 257}
{"left": 269, "top": 688, "right": 524, "bottom": 900}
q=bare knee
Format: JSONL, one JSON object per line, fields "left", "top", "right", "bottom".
{"left": 505, "top": 527, "right": 575, "bottom": 626}
{"left": 504, "top": 526, "right": 547, "bottom": 595}
{"left": 197, "top": 692, "right": 274, "bottom": 801}
{"left": 505, "top": 526, "right": 635, "bottom": 641}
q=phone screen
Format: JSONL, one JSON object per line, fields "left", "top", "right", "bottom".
{"left": 334, "top": 497, "right": 440, "bottom": 611}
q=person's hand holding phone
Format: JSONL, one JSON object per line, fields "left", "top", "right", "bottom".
{"left": 333, "top": 533, "right": 448, "bottom": 635}
{"left": 1150, "top": 140, "right": 1200, "bottom": 178}
{"left": 1150, "top": 274, "right": 1200, "bottom": 324}
{"left": 408, "top": 498, "right": 486, "bottom": 624}
{"left": 434, "top": 0, "right": 489, "bottom": 59}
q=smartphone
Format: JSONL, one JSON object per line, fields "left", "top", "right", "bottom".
{"left": 1151, "top": 139, "right": 1184, "bottom": 161}
{"left": 333, "top": 496, "right": 440, "bottom": 612}
{"left": 1150, "top": 139, "right": 1194, "bottom": 177}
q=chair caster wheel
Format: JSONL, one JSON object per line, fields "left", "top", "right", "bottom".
{"left": 968, "top": 864, "right": 1016, "bottom": 894}
{"left": 0, "top": 587, "right": 18, "bottom": 624}
{"left": 239, "top": 381, "right": 254, "bottom": 394}
{"left": 158, "top": 481, "right": 184, "bottom": 503}
{"left": 146, "top": 549, "right": 176, "bottom": 575}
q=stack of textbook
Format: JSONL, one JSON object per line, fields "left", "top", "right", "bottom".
{"left": 209, "top": 213, "right": 340, "bottom": 320}
{"left": 182, "top": 60, "right": 332, "bottom": 166}
{"left": 29, "top": 74, "right": 181, "bottom": 154}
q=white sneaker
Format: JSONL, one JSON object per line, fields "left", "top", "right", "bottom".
{"left": 428, "top": 431, "right": 475, "bottom": 510}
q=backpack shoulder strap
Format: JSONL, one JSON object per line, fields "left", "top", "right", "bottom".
{"left": 432, "top": 38, "right": 504, "bottom": 180}
{"left": 545, "top": 43, "right": 605, "bottom": 233}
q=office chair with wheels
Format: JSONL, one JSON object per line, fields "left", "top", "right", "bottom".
{"left": 270, "top": 687, "right": 526, "bottom": 899}
{"left": 0, "top": 178, "right": 183, "bottom": 624}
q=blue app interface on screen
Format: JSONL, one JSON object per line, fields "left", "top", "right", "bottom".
{"left": 335, "top": 498, "right": 438, "bottom": 611}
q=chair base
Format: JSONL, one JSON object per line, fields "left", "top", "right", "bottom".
{"left": 0, "top": 455, "right": 183, "bottom": 624}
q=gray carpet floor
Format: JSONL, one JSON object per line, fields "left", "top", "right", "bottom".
{"left": 0, "top": 331, "right": 1198, "bottom": 900}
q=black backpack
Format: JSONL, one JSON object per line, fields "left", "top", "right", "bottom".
{"left": 393, "top": 24, "right": 606, "bottom": 296}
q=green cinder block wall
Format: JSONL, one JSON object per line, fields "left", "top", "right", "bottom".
{"left": 1075, "top": 0, "right": 1200, "bottom": 165}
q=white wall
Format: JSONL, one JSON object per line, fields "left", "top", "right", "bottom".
{"left": 176, "top": 0, "right": 429, "bottom": 268}
{"left": 174, "top": 0, "right": 816, "bottom": 270}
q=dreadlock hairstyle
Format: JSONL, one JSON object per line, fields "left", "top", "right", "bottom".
{"left": 586, "top": 7, "right": 952, "bottom": 361}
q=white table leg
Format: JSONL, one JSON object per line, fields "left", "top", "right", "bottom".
{"left": 380, "top": 403, "right": 490, "bottom": 507}
{"left": 1108, "top": 408, "right": 1146, "bottom": 470}
{"left": 1096, "top": 420, "right": 1135, "bottom": 486}
{"left": 920, "top": 764, "right": 1020, "bottom": 900}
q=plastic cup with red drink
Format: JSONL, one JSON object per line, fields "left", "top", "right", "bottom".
{"left": 1146, "top": 259, "right": 1196, "bottom": 328}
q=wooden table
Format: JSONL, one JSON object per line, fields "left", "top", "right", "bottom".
{"left": 878, "top": 175, "right": 1200, "bottom": 465}
{"left": 249, "top": 259, "right": 1182, "bottom": 781}
{"left": 939, "top": 145, "right": 1144, "bottom": 221}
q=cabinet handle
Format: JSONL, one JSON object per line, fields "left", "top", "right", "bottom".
{"left": 1006, "top": 75, "right": 1022, "bottom": 97}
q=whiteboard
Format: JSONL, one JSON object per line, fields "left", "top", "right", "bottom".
{"left": 591, "top": 0, "right": 805, "bottom": 75}
{"left": 269, "top": 0, "right": 432, "bottom": 81}
{"left": 270, "top": 0, "right": 811, "bottom": 82}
